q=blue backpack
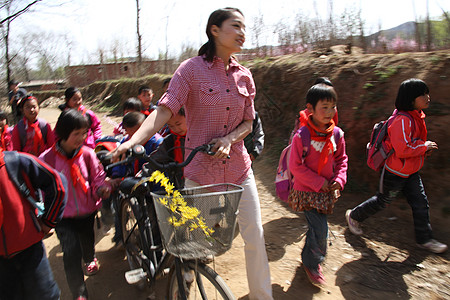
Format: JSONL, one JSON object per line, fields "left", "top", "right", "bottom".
{"left": 275, "top": 126, "right": 341, "bottom": 202}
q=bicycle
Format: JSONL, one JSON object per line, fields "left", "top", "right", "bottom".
{"left": 104, "top": 144, "right": 243, "bottom": 300}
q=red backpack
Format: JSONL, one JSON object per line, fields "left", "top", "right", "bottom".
{"left": 366, "top": 111, "right": 415, "bottom": 171}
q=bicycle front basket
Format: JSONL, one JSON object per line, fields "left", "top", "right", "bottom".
{"left": 151, "top": 183, "right": 243, "bottom": 260}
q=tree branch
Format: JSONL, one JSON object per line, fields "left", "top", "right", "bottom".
{"left": 0, "top": 0, "right": 42, "bottom": 25}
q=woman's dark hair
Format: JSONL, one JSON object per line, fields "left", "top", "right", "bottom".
{"left": 198, "top": 7, "right": 243, "bottom": 62}
{"left": 65, "top": 87, "right": 80, "bottom": 102}
{"left": 314, "top": 77, "right": 333, "bottom": 87}
{"left": 306, "top": 84, "right": 338, "bottom": 109}
{"left": 123, "top": 97, "right": 142, "bottom": 113}
{"left": 55, "top": 109, "right": 89, "bottom": 141}
{"left": 122, "top": 112, "right": 145, "bottom": 129}
{"left": 395, "top": 78, "right": 429, "bottom": 111}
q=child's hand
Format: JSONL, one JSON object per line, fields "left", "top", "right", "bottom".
{"left": 425, "top": 141, "right": 438, "bottom": 151}
{"left": 105, "top": 178, "right": 121, "bottom": 191}
{"left": 97, "top": 185, "right": 112, "bottom": 199}
{"left": 321, "top": 180, "right": 330, "bottom": 192}
{"left": 328, "top": 181, "right": 341, "bottom": 191}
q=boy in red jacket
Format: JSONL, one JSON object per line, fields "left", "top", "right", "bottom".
{"left": 0, "top": 149, "right": 67, "bottom": 299}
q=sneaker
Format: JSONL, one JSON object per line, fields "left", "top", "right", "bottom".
{"left": 85, "top": 258, "right": 100, "bottom": 276}
{"left": 303, "top": 265, "right": 326, "bottom": 287}
{"left": 346, "top": 209, "right": 363, "bottom": 235}
{"left": 418, "top": 239, "right": 448, "bottom": 254}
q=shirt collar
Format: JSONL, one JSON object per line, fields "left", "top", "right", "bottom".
{"left": 204, "top": 55, "right": 239, "bottom": 69}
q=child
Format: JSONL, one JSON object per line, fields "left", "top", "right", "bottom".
{"left": 289, "top": 83, "right": 348, "bottom": 287}
{"left": 137, "top": 85, "right": 156, "bottom": 116}
{"left": 8, "top": 80, "right": 27, "bottom": 124}
{"left": 290, "top": 77, "right": 338, "bottom": 142}
{"left": 0, "top": 148, "right": 67, "bottom": 300}
{"left": 11, "top": 95, "right": 55, "bottom": 156}
{"left": 39, "top": 109, "right": 112, "bottom": 300}
{"left": 0, "top": 111, "right": 12, "bottom": 151}
{"left": 346, "top": 78, "right": 447, "bottom": 254}
{"left": 113, "top": 97, "right": 142, "bottom": 136}
{"left": 60, "top": 87, "right": 102, "bottom": 149}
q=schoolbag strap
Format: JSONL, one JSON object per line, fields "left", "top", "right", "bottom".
{"left": 17, "top": 119, "right": 48, "bottom": 149}
{"left": 297, "top": 126, "right": 341, "bottom": 156}
{"left": 3, "top": 151, "right": 44, "bottom": 216}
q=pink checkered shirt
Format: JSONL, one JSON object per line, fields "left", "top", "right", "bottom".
{"left": 159, "top": 55, "right": 256, "bottom": 185}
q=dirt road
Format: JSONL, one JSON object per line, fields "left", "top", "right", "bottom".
{"left": 39, "top": 106, "right": 449, "bottom": 300}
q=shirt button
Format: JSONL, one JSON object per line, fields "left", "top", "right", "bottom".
{"left": 226, "top": 89, "right": 230, "bottom": 92}
{"left": 224, "top": 125, "right": 227, "bottom": 128}
{"left": 222, "top": 161, "right": 226, "bottom": 164}
{"left": 226, "top": 107, "right": 230, "bottom": 110}
{"left": 209, "top": 88, "right": 213, "bottom": 92}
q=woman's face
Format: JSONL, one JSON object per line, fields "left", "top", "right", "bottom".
{"left": 211, "top": 11, "right": 246, "bottom": 55}
{"left": 67, "top": 91, "right": 83, "bottom": 109}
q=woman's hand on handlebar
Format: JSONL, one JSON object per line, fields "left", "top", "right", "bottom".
{"left": 110, "top": 140, "right": 133, "bottom": 162}
{"left": 209, "top": 137, "right": 232, "bottom": 159}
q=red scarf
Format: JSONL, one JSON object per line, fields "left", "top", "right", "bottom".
{"left": 0, "top": 150, "right": 4, "bottom": 226}
{"left": 170, "top": 130, "right": 185, "bottom": 163}
{"left": 54, "top": 145, "right": 88, "bottom": 193}
{"left": 405, "top": 110, "right": 427, "bottom": 141}
{"left": 27, "top": 119, "right": 45, "bottom": 155}
{"left": 306, "top": 116, "right": 336, "bottom": 175}
{"left": 0, "top": 125, "right": 8, "bottom": 150}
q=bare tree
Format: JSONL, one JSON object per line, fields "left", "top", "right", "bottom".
{"left": 251, "top": 13, "right": 265, "bottom": 55}
{"left": 425, "top": 0, "right": 432, "bottom": 51}
{"left": 0, "top": 0, "right": 42, "bottom": 84}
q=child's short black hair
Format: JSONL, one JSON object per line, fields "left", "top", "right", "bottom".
{"left": 306, "top": 84, "right": 338, "bottom": 109}
{"left": 55, "top": 109, "right": 89, "bottom": 141}
{"left": 8, "top": 80, "right": 19, "bottom": 87}
{"left": 177, "top": 107, "right": 185, "bottom": 117}
{"left": 314, "top": 77, "right": 333, "bottom": 86}
{"left": 138, "top": 85, "right": 153, "bottom": 95}
{"left": 395, "top": 78, "right": 429, "bottom": 111}
{"left": 0, "top": 111, "right": 8, "bottom": 122}
{"left": 122, "top": 112, "right": 145, "bottom": 129}
{"left": 123, "top": 97, "right": 142, "bottom": 113}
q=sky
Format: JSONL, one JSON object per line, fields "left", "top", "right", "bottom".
{"left": 9, "top": 0, "right": 450, "bottom": 65}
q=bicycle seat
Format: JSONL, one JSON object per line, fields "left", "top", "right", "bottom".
{"left": 119, "top": 177, "right": 148, "bottom": 196}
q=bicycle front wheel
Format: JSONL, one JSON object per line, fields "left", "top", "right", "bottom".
{"left": 167, "top": 260, "right": 235, "bottom": 300}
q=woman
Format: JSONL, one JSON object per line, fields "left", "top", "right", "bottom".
{"left": 112, "top": 7, "right": 272, "bottom": 300}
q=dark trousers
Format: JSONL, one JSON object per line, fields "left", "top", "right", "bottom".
{"left": 351, "top": 170, "right": 432, "bottom": 244}
{"left": 0, "top": 241, "right": 60, "bottom": 300}
{"left": 55, "top": 213, "right": 96, "bottom": 299}
{"left": 302, "top": 209, "right": 328, "bottom": 271}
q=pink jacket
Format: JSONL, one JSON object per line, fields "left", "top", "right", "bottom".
{"left": 39, "top": 145, "right": 105, "bottom": 218}
{"left": 385, "top": 111, "right": 428, "bottom": 177}
{"left": 289, "top": 127, "right": 348, "bottom": 192}
{"left": 80, "top": 105, "right": 102, "bottom": 149}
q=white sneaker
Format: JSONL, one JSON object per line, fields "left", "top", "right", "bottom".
{"left": 345, "top": 209, "right": 363, "bottom": 235}
{"left": 418, "top": 239, "right": 448, "bottom": 254}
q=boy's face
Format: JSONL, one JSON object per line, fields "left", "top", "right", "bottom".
{"left": 124, "top": 123, "right": 142, "bottom": 138}
{"left": 307, "top": 99, "right": 336, "bottom": 128}
{"left": 9, "top": 84, "right": 18, "bottom": 93}
{"left": 138, "top": 90, "right": 153, "bottom": 109}
{"left": 23, "top": 99, "right": 40, "bottom": 122}
{"left": 167, "top": 114, "right": 187, "bottom": 136}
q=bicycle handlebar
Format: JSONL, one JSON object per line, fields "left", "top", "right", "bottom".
{"left": 104, "top": 144, "right": 220, "bottom": 173}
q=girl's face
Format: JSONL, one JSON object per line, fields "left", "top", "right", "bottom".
{"left": 23, "top": 99, "right": 40, "bottom": 122}
{"left": 413, "top": 93, "right": 430, "bottom": 111}
{"left": 61, "top": 128, "right": 87, "bottom": 153}
{"left": 167, "top": 114, "right": 187, "bottom": 136}
{"left": 138, "top": 90, "right": 153, "bottom": 109}
{"left": 308, "top": 99, "right": 337, "bottom": 129}
{"left": 67, "top": 92, "right": 83, "bottom": 109}
{"left": 211, "top": 11, "right": 246, "bottom": 55}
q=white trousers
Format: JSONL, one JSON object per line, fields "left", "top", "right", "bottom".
{"left": 185, "top": 172, "right": 273, "bottom": 300}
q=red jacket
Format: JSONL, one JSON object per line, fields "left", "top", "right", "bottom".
{"left": 385, "top": 111, "right": 428, "bottom": 177}
{"left": 0, "top": 151, "right": 67, "bottom": 257}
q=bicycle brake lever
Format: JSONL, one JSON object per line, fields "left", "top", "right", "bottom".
{"left": 206, "top": 144, "right": 230, "bottom": 159}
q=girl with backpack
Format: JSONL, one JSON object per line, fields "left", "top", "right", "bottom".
{"left": 11, "top": 95, "right": 55, "bottom": 156}
{"left": 39, "top": 109, "right": 112, "bottom": 300}
{"left": 59, "top": 87, "right": 102, "bottom": 149}
{"left": 346, "top": 78, "right": 447, "bottom": 254}
{"left": 289, "top": 83, "right": 348, "bottom": 287}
